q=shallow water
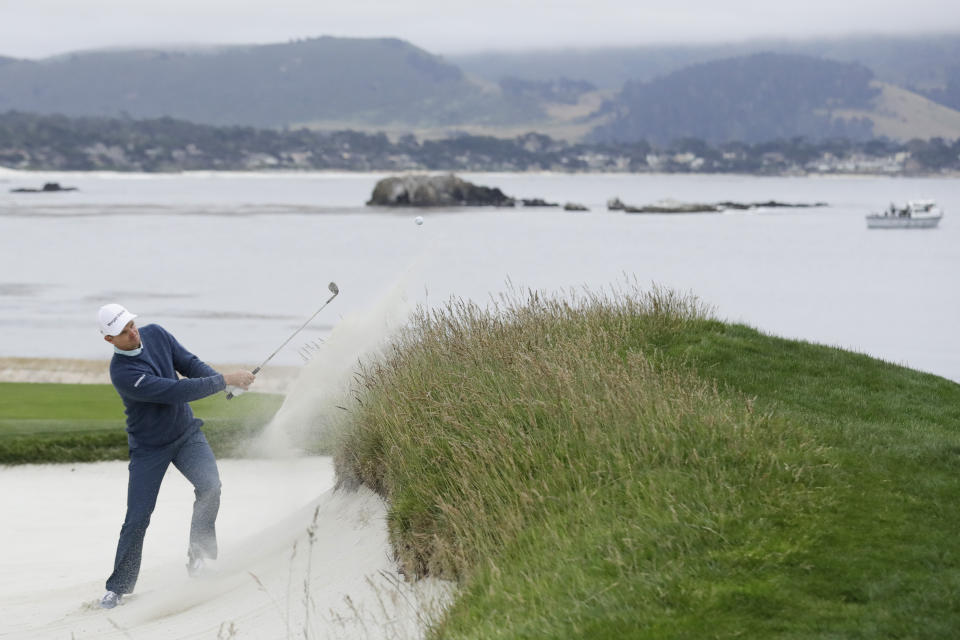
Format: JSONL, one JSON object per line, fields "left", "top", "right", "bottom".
{"left": 1, "top": 170, "right": 957, "bottom": 381}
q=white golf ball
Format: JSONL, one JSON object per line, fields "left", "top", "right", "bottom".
{"left": 415, "top": 216, "right": 424, "bottom": 225}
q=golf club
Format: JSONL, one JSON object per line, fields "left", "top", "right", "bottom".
{"left": 226, "top": 281, "right": 339, "bottom": 399}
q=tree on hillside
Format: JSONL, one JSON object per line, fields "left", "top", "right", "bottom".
{"left": 921, "top": 65, "right": 960, "bottom": 111}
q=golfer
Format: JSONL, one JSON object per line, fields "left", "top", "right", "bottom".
{"left": 96, "top": 303, "right": 255, "bottom": 609}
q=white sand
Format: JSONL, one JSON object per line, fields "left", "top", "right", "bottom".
{"left": 0, "top": 458, "right": 452, "bottom": 639}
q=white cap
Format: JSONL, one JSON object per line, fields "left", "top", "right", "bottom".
{"left": 98, "top": 303, "right": 137, "bottom": 336}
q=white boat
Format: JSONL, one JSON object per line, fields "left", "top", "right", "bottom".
{"left": 866, "top": 200, "right": 943, "bottom": 229}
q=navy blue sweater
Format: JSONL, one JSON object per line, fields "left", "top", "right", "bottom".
{"left": 109, "top": 324, "right": 225, "bottom": 448}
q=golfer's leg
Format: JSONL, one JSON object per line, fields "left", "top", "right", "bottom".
{"left": 106, "top": 450, "right": 170, "bottom": 594}
{"left": 173, "top": 429, "right": 221, "bottom": 561}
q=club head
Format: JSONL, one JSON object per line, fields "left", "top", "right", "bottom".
{"left": 328, "top": 282, "right": 339, "bottom": 295}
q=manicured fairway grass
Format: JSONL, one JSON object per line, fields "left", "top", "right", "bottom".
{"left": 0, "top": 382, "right": 283, "bottom": 463}
{"left": 336, "top": 286, "right": 960, "bottom": 639}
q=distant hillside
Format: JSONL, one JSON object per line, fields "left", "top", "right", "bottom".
{"left": 0, "top": 37, "right": 541, "bottom": 128}
{"left": 835, "top": 81, "right": 960, "bottom": 141}
{"left": 1, "top": 36, "right": 957, "bottom": 145}
{"left": 589, "top": 53, "right": 880, "bottom": 145}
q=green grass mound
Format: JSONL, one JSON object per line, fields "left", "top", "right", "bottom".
{"left": 335, "top": 285, "right": 960, "bottom": 639}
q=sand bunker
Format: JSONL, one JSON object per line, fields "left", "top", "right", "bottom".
{"left": 0, "top": 458, "right": 451, "bottom": 639}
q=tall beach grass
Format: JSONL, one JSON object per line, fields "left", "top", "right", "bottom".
{"left": 335, "top": 283, "right": 859, "bottom": 638}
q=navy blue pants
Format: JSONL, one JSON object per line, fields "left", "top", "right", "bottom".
{"left": 106, "top": 428, "right": 221, "bottom": 594}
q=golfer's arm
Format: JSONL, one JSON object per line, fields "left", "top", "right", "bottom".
{"left": 175, "top": 353, "right": 220, "bottom": 380}
{"left": 117, "top": 372, "right": 225, "bottom": 404}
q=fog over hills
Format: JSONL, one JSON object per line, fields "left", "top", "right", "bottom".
{"left": 450, "top": 34, "right": 960, "bottom": 93}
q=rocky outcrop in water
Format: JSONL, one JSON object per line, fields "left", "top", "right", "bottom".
{"left": 10, "top": 182, "right": 78, "bottom": 193}
{"left": 607, "top": 197, "right": 827, "bottom": 213}
{"left": 367, "top": 173, "right": 515, "bottom": 207}
{"left": 521, "top": 198, "right": 559, "bottom": 207}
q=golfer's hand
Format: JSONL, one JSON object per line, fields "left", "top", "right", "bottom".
{"left": 223, "top": 371, "right": 255, "bottom": 390}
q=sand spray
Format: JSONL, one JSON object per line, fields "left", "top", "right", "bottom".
{"left": 249, "top": 280, "right": 415, "bottom": 457}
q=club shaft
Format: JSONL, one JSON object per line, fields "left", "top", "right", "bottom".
{"left": 252, "top": 291, "right": 338, "bottom": 373}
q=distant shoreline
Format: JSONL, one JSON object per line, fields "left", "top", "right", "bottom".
{"left": 2, "top": 167, "right": 959, "bottom": 179}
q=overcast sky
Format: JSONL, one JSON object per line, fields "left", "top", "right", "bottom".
{"left": 1, "top": 0, "right": 958, "bottom": 59}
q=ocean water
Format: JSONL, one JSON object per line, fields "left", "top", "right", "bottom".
{"left": 1, "top": 169, "right": 957, "bottom": 382}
